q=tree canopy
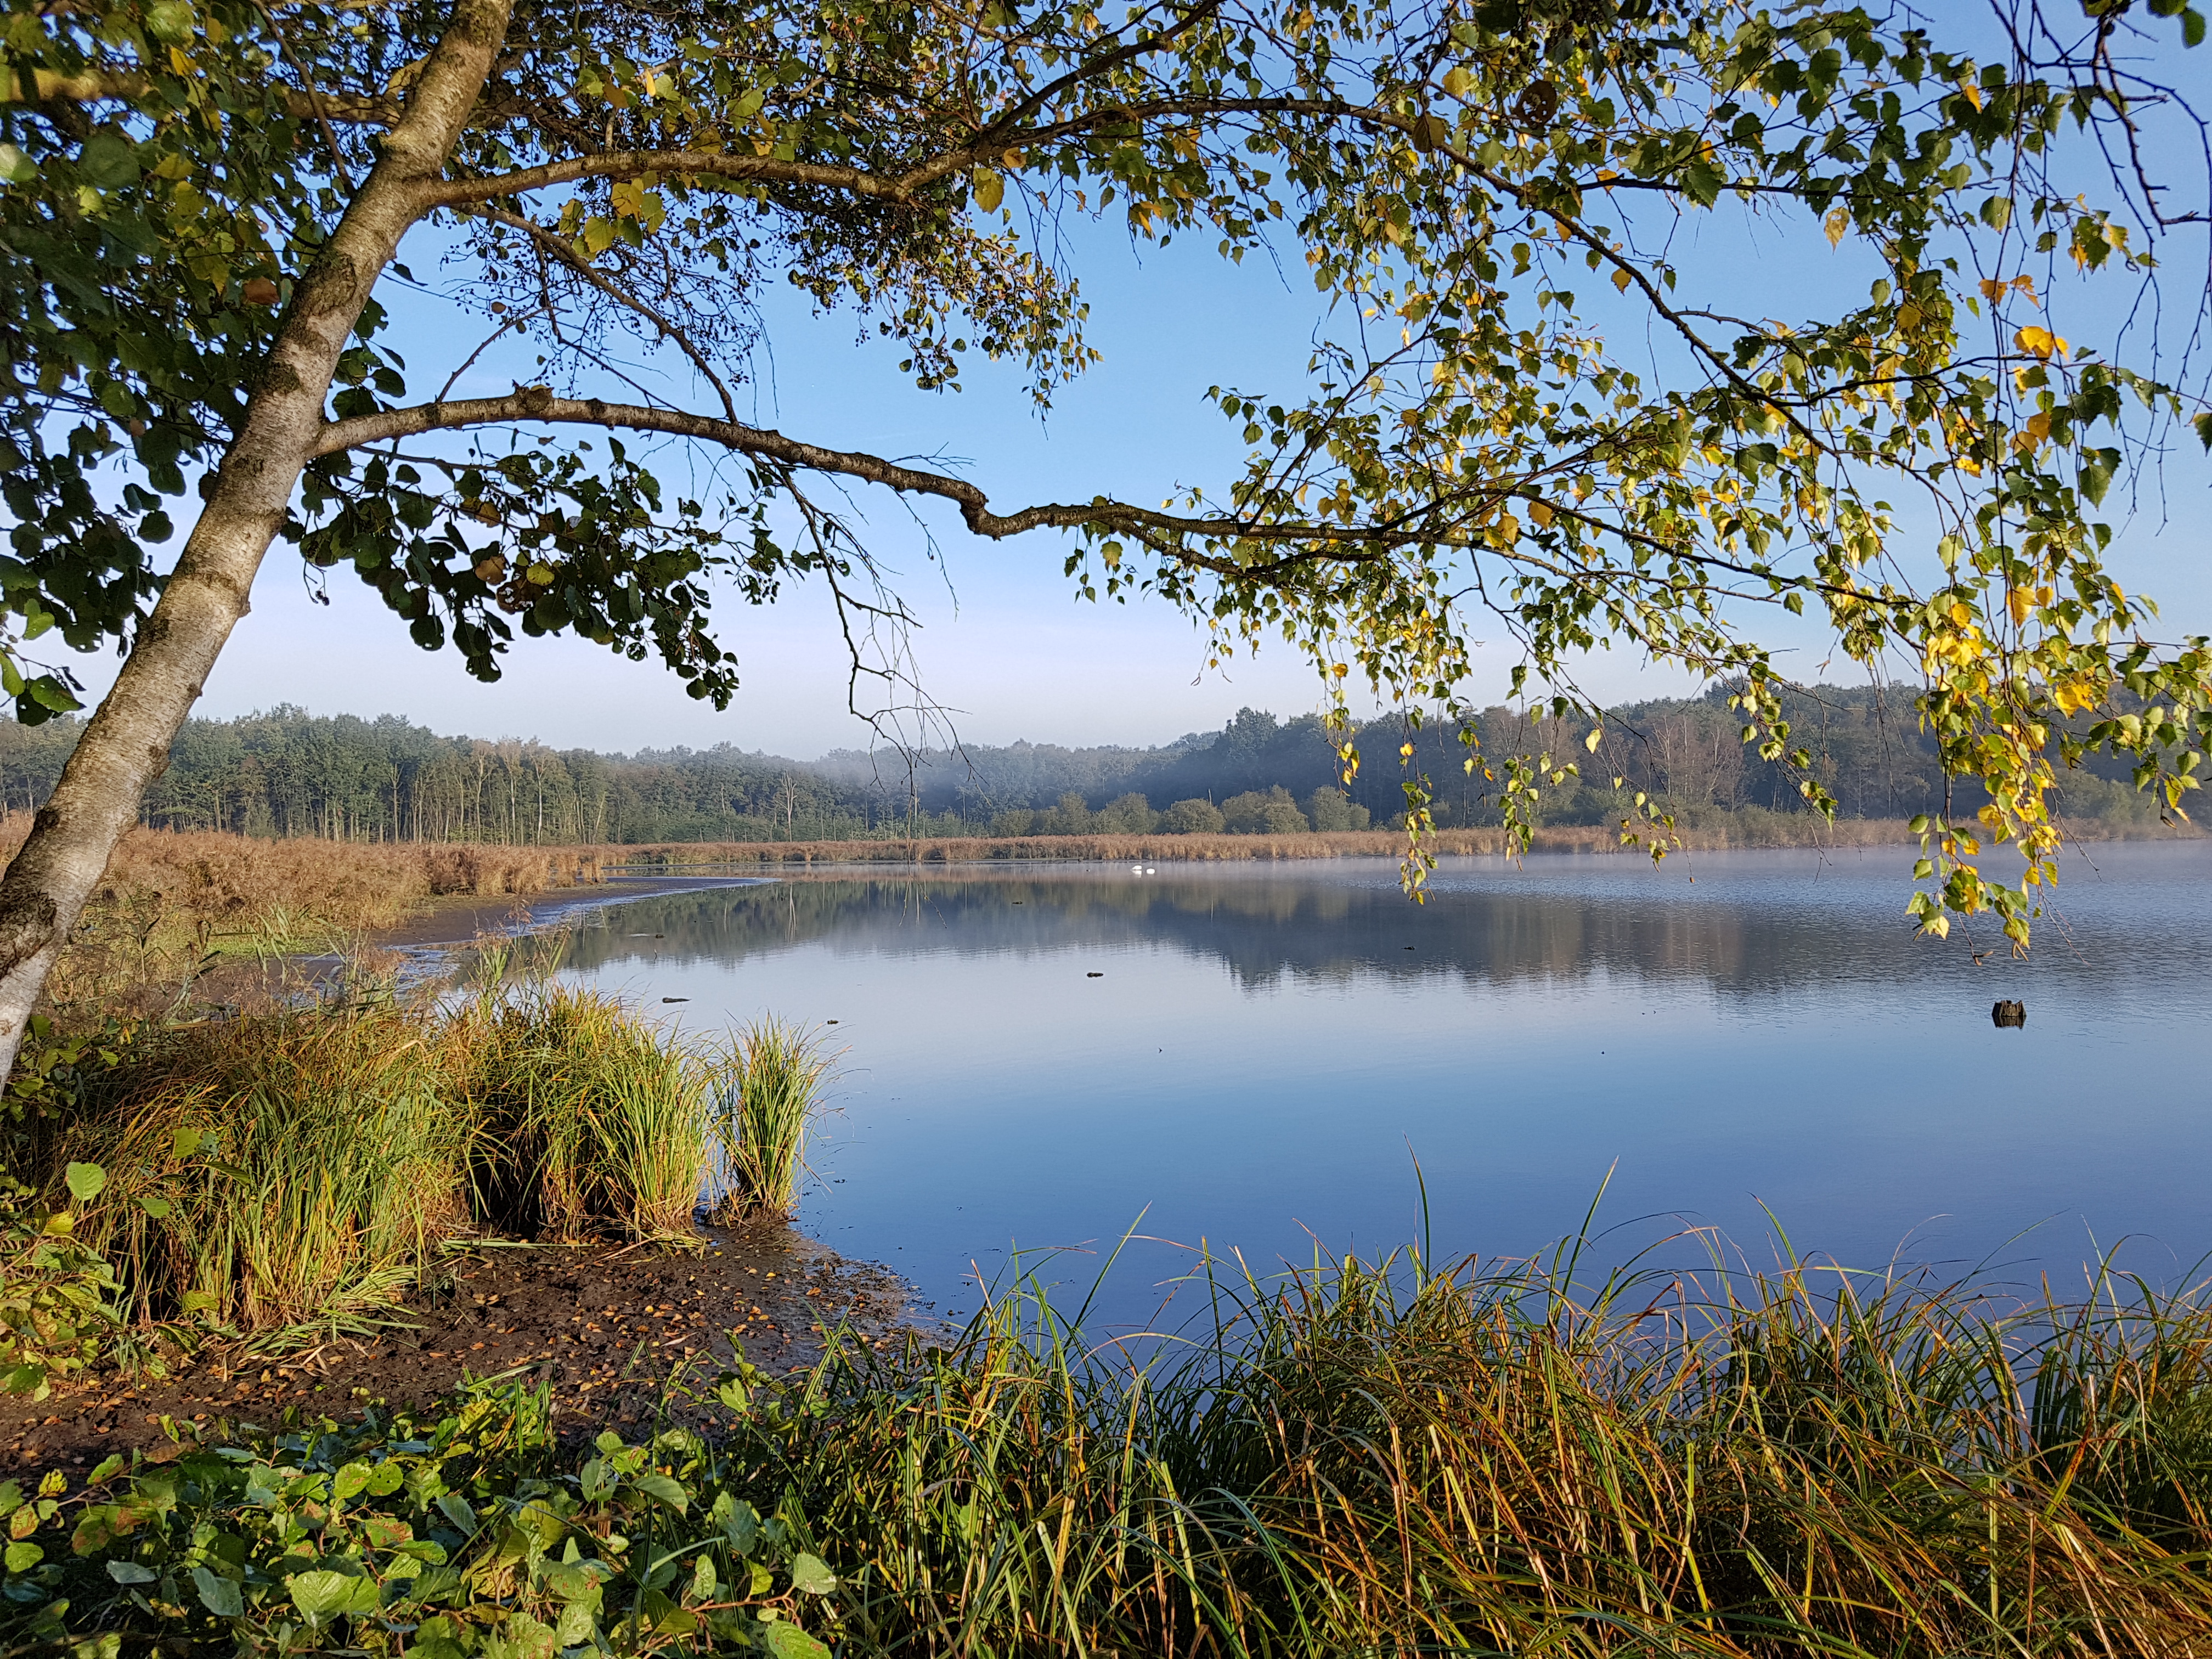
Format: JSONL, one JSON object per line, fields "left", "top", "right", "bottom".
{"left": 0, "top": 0, "right": 2207, "bottom": 1059}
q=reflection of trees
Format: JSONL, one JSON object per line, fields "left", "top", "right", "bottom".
{"left": 544, "top": 872, "right": 1799, "bottom": 1000}
{"left": 550, "top": 866, "right": 2177, "bottom": 1002}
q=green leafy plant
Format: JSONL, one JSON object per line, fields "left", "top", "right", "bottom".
{"left": 0, "top": 1380, "right": 842, "bottom": 1656}
{"left": 0, "top": 1177, "right": 125, "bottom": 1401}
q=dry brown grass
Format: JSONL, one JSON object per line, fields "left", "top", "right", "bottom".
{"left": 601, "top": 817, "right": 1916, "bottom": 866}
{"left": 0, "top": 821, "right": 614, "bottom": 1020}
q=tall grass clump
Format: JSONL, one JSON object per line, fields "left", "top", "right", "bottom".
{"left": 706, "top": 1244, "right": 2212, "bottom": 1656}
{"left": 712, "top": 1017, "right": 834, "bottom": 1215}
{"left": 50, "top": 1003, "right": 466, "bottom": 1330}
{"left": 25, "top": 983, "right": 727, "bottom": 1345}
{"left": 444, "top": 983, "right": 723, "bottom": 1242}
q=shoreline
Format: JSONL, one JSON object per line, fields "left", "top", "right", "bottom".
{"left": 0, "top": 1218, "right": 921, "bottom": 1476}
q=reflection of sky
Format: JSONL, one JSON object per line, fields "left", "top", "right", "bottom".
{"left": 557, "top": 844, "right": 2212, "bottom": 1331}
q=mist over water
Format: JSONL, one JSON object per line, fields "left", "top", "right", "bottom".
{"left": 555, "top": 842, "right": 2212, "bottom": 1332}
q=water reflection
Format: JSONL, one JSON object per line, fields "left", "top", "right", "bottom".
{"left": 554, "top": 843, "right": 2212, "bottom": 1330}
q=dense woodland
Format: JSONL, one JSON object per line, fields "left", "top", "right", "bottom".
{"left": 0, "top": 685, "right": 2166, "bottom": 846}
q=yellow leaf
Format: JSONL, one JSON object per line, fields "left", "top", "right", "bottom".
{"left": 2013, "top": 325, "right": 2066, "bottom": 359}
{"left": 1948, "top": 600, "right": 1976, "bottom": 628}
{"left": 1528, "top": 500, "right": 1555, "bottom": 528}
{"left": 1441, "top": 65, "right": 1474, "bottom": 97}
{"left": 1978, "top": 278, "right": 2004, "bottom": 303}
{"left": 1824, "top": 207, "right": 1849, "bottom": 247}
{"left": 972, "top": 170, "right": 1003, "bottom": 213}
{"left": 1611, "top": 267, "right": 1632, "bottom": 292}
{"left": 2006, "top": 588, "right": 2030, "bottom": 625}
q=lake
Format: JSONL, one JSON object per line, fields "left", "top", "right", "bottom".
{"left": 552, "top": 840, "right": 2212, "bottom": 1331}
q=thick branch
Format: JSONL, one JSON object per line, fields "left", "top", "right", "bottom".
{"left": 317, "top": 392, "right": 1223, "bottom": 538}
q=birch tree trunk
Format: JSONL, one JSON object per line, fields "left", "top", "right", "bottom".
{"left": 0, "top": 0, "right": 511, "bottom": 1080}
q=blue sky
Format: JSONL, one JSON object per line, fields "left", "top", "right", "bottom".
{"left": 61, "top": 29, "right": 2212, "bottom": 760}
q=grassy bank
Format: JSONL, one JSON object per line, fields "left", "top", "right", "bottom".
{"left": 9, "top": 1243, "right": 2212, "bottom": 1656}
{"left": 0, "top": 989, "right": 829, "bottom": 1388}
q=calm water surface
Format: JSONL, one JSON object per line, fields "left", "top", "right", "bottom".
{"left": 555, "top": 843, "right": 2212, "bottom": 1328}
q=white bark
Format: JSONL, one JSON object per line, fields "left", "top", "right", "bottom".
{"left": 0, "top": 0, "right": 513, "bottom": 1079}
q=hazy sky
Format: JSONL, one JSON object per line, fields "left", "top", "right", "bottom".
{"left": 58, "top": 43, "right": 2212, "bottom": 761}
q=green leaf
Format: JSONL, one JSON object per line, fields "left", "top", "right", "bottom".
{"left": 628, "top": 1472, "right": 688, "bottom": 1511}
{"left": 2185, "top": 7, "right": 2206, "bottom": 46}
{"left": 331, "top": 1462, "right": 371, "bottom": 1504}
{"left": 192, "top": 1566, "right": 242, "bottom": 1617}
{"left": 287, "top": 1567, "right": 379, "bottom": 1623}
{"left": 28, "top": 679, "right": 80, "bottom": 715}
{"left": 0, "top": 144, "right": 33, "bottom": 186}
{"left": 789, "top": 1553, "right": 836, "bottom": 1595}
{"left": 764, "top": 1622, "right": 831, "bottom": 1659}
{"left": 143, "top": 1, "right": 195, "bottom": 43}
{"left": 105, "top": 1560, "right": 156, "bottom": 1584}
{"left": 137, "top": 1194, "right": 171, "bottom": 1219}
{"left": 65, "top": 1163, "right": 106, "bottom": 1203}
{"left": 77, "top": 132, "right": 140, "bottom": 190}
{"left": 554, "top": 1600, "right": 598, "bottom": 1647}
{"left": 5, "top": 1541, "right": 42, "bottom": 1573}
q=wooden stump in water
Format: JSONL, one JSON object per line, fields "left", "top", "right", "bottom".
{"left": 1991, "top": 1000, "right": 2027, "bottom": 1028}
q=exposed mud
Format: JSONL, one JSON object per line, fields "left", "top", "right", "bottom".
{"left": 0, "top": 1216, "right": 923, "bottom": 1479}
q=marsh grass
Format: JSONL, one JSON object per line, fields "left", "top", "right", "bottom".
{"left": 711, "top": 1018, "right": 836, "bottom": 1215}
{"left": 702, "top": 1238, "right": 2212, "bottom": 1656}
{"left": 448, "top": 983, "right": 715, "bottom": 1242}
{"left": 35, "top": 980, "right": 730, "bottom": 1339}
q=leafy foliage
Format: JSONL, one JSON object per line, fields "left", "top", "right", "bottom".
{"left": 0, "top": 1382, "right": 841, "bottom": 1657}
{"left": 1, "top": 0, "right": 2209, "bottom": 946}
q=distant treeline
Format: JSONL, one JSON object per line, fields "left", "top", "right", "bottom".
{"left": 0, "top": 684, "right": 2167, "bottom": 847}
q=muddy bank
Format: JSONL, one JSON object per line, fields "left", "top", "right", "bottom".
{"left": 0, "top": 1218, "right": 927, "bottom": 1478}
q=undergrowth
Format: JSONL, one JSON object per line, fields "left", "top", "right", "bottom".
{"left": 14, "top": 1240, "right": 2212, "bottom": 1656}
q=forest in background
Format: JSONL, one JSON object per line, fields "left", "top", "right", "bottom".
{"left": 0, "top": 683, "right": 2170, "bottom": 846}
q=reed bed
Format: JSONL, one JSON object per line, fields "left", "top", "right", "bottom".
{"left": 31, "top": 985, "right": 742, "bottom": 1337}
{"left": 0, "top": 822, "right": 615, "bottom": 1020}
{"left": 710, "top": 1245, "right": 2212, "bottom": 1657}
{"left": 608, "top": 818, "right": 1917, "bottom": 869}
